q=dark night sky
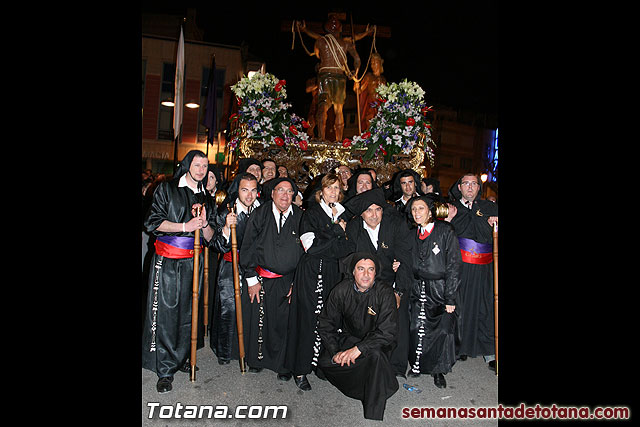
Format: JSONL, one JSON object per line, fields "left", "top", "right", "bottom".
{"left": 141, "top": 1, "right": 498, "bottom": 119}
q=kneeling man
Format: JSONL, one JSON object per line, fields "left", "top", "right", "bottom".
{"left": 317, "top": 252, "right": 399, "bottom": 420}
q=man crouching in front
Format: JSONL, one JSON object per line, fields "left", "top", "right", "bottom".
{"left": 316, "top": 252, "right": 399, "bottom": 421}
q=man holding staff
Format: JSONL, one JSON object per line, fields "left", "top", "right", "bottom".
{"left": 209, "top": 172, "right": 260, "bottom": 365}
{"left": 141, "top": 150, "right": 231, "bottom": 393}
{"left": 445, "top": 173, "right": 498, "bottom": 371}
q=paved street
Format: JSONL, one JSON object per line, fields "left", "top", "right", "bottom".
{"left": 141, "top": 345, "right": 498, "bottom": 426}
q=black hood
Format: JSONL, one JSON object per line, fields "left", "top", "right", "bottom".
{"left": 173, "top": 150, "right": 208, "bottom": 193}
{"left": 344, "top": 169, "right": 378, "bottom": 199}
{"left": 342, "top": 188, "right": 387, "bottom": 217}
{"left": 207, "top": 164, "right": 223, "bottom": 192}
{"left": 339, "top": 251, "right": 382, "bottom": 279}
{"left": 238, "top": 157, "right": 262, "bottom": 174}
{"left": 447, "top": 175, "right": 483, "bottom": 203}
{"left": 392, "top": 169, "right": 424, "bottom": 199}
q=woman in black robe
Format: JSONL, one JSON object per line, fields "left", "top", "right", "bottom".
{"left": 284, "top": 173, "right": 352, "bottom": 391}
{"left": 405, "top": 195, "right": 462, "bottom": 388}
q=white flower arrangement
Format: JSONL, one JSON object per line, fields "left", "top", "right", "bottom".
{"left": 228, "top": 73, "right": 310, "bottom": 151}
{"left": 346, "top": 79, "right": 436, "bottom": 165}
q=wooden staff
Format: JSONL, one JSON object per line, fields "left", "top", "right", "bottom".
{"left": 190, "top": 206, "right": 202, "bottom": 382}
{"left": 492, "top": 222, "right": 498, "bottom": 376}
{"left": 203, "top": 246, "right": 209, "bottom": 337}
{"left": 229, "top": 204, "right": 247, "bottom": 373}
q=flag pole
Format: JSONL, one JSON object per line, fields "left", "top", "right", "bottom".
{"left": 172, "top": 22, "right": 185, "bottom": 174}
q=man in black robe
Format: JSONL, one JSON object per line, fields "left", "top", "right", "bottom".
{"left": 446, "top": 173, "right": 498, "bottom": 371}
{"left": 343, "top": 188, "right": 413, "bottom": 378}
{"left": 209, "top": 173, "right": 260, "bottom": 364}
{"left": 142, "top": 150, "right": 219, "bottom": 393}
{"left": 239, "top": 177, "right": 304, "bottom": 380}
{"left": 317, "top": 252, "right": 399, "bottom": 421}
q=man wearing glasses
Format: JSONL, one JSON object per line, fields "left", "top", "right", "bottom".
{"left": 445, "top": 173, "right": 499, "bottom": 372}
{"left": 239, "top": 177, "right": 305, "bottom": 382}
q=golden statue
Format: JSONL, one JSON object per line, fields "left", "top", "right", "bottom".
{"left": 353, "top": 53, "right": 386, "bottom": 132}
{"left": 295, "top": 14, "right": 373, "bottom": 142}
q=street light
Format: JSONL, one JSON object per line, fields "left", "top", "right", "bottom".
{"left": 161, "top": 99, "right": 200, "bottom": 109}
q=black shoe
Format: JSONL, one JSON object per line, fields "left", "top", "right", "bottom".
{"left": 277, "top": 373, "right": 292, "bottom": 381}
{"left": 396, "top": 371, "right": 407, "bottom": 379}
{"left": 407, "top": 371, "right": 420, "bottom": 378}
{"left": 294, "top": 375, "right": 312, "bottom": 391}
{"left": 156, "top": 376, "right": 173, "bottom": 393}
{"left": 458, "top": 354, "right": 467, "bottom": 361}
{"left": 488, "top": 360, "right": 496, "bottom": 372}
{"left": 179, "top": 360, "right": 199, "bottom": 373}
{"left": 248, "top": 367, "right": 263, "bottom": 373}
{"left": 433, "top": 373, "right": 446, "bottom": 388}
{"left": 218, "top": 358, "right": 230, "bottom": 365}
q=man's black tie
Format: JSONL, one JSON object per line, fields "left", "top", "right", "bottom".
{"left": 279, "top": 211, "right": 284, "bottom": 234}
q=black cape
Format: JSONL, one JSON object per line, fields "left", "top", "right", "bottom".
{"left": 343, "top": 189, "right": 414, "bottom": 375}
{"left": 284, "top": 202, "right": 351, "bottom": 376}
{"left": 448, "top": 178, "right": 498, "bottom": 357}
{"left": 406, "top": 220, "right": 462, "bottom": 375}
{"left": 316, "top": 275, "right": 399, "bottom": 420}
{"left": 141, "top": 170, "right": 217, "bottom": 378}
{"left": 239, "top": 201, "right": 304, "bottom": 373}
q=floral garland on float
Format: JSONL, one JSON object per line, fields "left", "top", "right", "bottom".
{"left": 345, "top": 79, "right": 436, "bottom": 166}
{"left": 227, "top": 72, "right": 310, "bottom": 154}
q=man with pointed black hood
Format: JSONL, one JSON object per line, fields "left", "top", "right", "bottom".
{"left": 239, "top": 176, "right": 305, "bottom": 381}
{"left": 142, "top": 150, "right": 221, "bottom": 393}
{"left": 316, "top": 252, "right": 399, "bottom": 421}
{"left": 343, "top": 188, "right": 413, "bottom": 378}
{"left": 446, "top": 173, "right": 498, "bottom": 371}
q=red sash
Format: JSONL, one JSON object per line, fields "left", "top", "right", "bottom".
{"left": 255, "top": 265, "right": 283, "bottom": 278}
{"left": 222, "top": 250, "right": 239, "bottom": 262}
{"left": 155, "top": 239, "right": 197, "bottom": 259}
{"left": 458, "top": 237, "right": 493, "bottom": 265}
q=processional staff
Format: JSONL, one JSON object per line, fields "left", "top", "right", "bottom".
{"left": 492, "top": 222, "right": 498, "bottom": 376}
{"left": 229, "top": 203, "right": 247, "bottom": 373}
{"left": 203, "top": 245, "right": 209, "bottom": 337}
{"left": 190, "top": 205, "right": 202, "bottom": 382}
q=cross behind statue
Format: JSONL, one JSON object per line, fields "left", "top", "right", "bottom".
{"left": 284, "top": 12, "right": 391, "bottom": 142}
